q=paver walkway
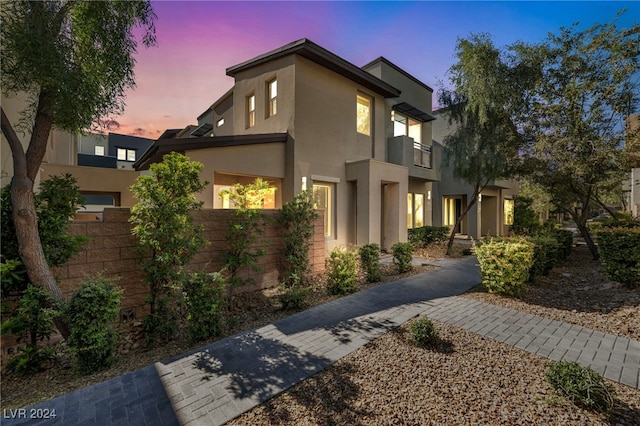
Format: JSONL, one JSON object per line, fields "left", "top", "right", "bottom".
{"left": 4, "top": 256, "right": 639, "bottom": 426}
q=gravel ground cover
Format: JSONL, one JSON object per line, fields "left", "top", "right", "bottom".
{"left": 228, "top": 245, "right": 640, "bottom": 425}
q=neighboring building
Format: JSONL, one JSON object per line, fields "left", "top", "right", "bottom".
{"left": 623, "top": 115, "right": 640, "bottom": 217}
{"left": 1, "top": 92, "right": 154, "bottom": 217}
{"left": 431, "top": 109, "right": 518, "bottom": 239}
{"left": 136, "top": 38, "right": 446, "bottom": 251}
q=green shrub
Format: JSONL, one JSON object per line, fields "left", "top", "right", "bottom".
{"left": 511, "top": 196, "right": 541, "bottom": 236}
{"left": 279, "top": 286, "right": 310, "bottom": 311}
{"left": 182, "top": 272, "right": 226, "bottom": 344}
{"left": 409, "top": 316, "right": 439, "bottom": 348}
{"left": 1, "top": 285, "right": 59, "bottom": 375}
{"left": 391, "top": 242, "right": 414, "bottom": 273}
{"left": 546, "top": 361, "right": 616, "bottom": 413}
{"left": 279, "top": 190, "right": 318, "bottom": 287}
{"left": 526, "top": 235, "right": 560, "bottom": 282}
{"left": 66, "top": 276, "right": 122, "bottom": 374}
{"left": 408, "top": 226, "right": 449, "bottom": 246}
{"left": 597, "top": 226, "right": 640, "bottom": 287}
{"left": 474, "top": 238, "right": 535, "bottom": 296}
{"left": 359, "top": 243, "right": 382, "bottom": 283}
{"left": 326, "top": 248, "right": 358, "bottom": 295}
{"left": 553, "top": 229, "right": 574, "bottom": 261}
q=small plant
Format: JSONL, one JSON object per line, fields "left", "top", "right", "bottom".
{"left": 279, "top": 286, "right": 310, "bottom": 311}
{"left": 65, "top": 276, "right": 122, "bottom": 374}
{"left": 182, "top": 271, "right": 226, "bottom": 344}
{"left": 1, "top": 285, "right": 59, "bottom": 375}
{"left": 409, "top": 316, "right": 439, "bottom": 348}
{"left": 545, "top": 361, "right": 616, "bottom": 413}
{"left": 326, "top": 248, "right": 358, "bottom": 295}
{"left": 391, "top": 242, "right": 414, "bottom": 273}
{"left": 359, "top": 243, "right": 382, "bottom": 283}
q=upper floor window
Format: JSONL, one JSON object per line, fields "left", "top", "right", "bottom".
{"left": 356, "top": 94, "right": 371, "bottom": 135}
{"left": 246, "top": 93, "right": 256, "bottom": 128}
{"left": 216, "top": 118, "right": 225, "bottom": 127}
{"left": 392, "top": 111, "right": 421, "bottom": 143}
{"left": 94, "top": 146, "right": 105, "bottom": 156}
{"left": 117, "top": 148, "right": 136, "bottom": 162}
{"left": 267, "top": 79, "right": 277, "bottom": 117}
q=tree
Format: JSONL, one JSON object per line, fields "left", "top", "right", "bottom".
{"left": 0, "top": 1, "right": 156, "bottom": 338}
{"left": 129, "top": 152, "right": 208, "bottom": 343}
{"left": 522, "top": 12, "right": 640, "bottom": 259}
{"left": 438, "top": 34, "right": 529, "bottom": 253}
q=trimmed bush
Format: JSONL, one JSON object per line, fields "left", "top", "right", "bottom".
{"left": 391, "top": 242, "right": 414, "bottom": 273}
{"left": 511, "top": 196, "right": 541, "bottom": 236}
{"left": 474, "top": 238, "right": 535, "bottom": 296}
{"left": 546, "top": 361, "right": 616, "bottom": 413}
{"left": 408, "top": 226, "right": 449, "bottom": 246}
{"left": 279, "top": 286, "right": 310, "bottom": 311}
{"left": 326, "top": 248, "right": 358, "bottom": 295}
{"left": 359, "top": 243, "right": 382, "bottom": 283}
{"left": 526, "top": 235, "right": 560, "bottom": 282}
{"left": 182, "top": 272, "right": 226, "bottom": 344}
{"left": 66, "top": 276, "right": 122, "bottom": 374}
{"left": 553, "top": 229, "right": 574, "bottom": 261}
{"left": 597, "top": 226, "right": 640, "bottom": 287}
{"left": 409, "top": 316, "right": 439, "bottom": 348}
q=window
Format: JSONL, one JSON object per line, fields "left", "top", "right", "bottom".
{"left": 407, "top": 193, "right": 425, "bottom": 228}
{"left": 504, "top": 199, "right": 514, "bottom": 226}
{"left": 267, "top": 78, "right": 277, "bottom": 117}
{"left": 94, "top": 146, "right": 105, "bottom": 156}
{"left": 313, "top": 183, "right": 334, "bottom": 237}
{"left": 246, "top": 93, "right": 256, "bottom": 128}
{"left": 216, "top": 118, "right": 225, "bottom": 127}
{"left": 356, "top": 94, "right": 371, "bottom": 135}
{"left": 117, "top": 148, "right": 136, "bottom": 162}
{"left": 392, "top": 110, "right": 422, "bottom": 143}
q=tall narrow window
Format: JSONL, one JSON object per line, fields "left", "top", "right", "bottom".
{"left": 246, "top": 94, "right": 256, "bottom": 128}
{"left": 356, "top": 94, "right": 371, "bottom": 135}
{"left": 313, "top": 183, "right": 334, "bottom": 238}
{"left": 504, "top": 199, "right": 514, "bottom": 226}
{"left": 407, "top": 193, "right": 425, "bottom": 228}
{"left": 267, "top": 79, "right": 277, "bottom": 117}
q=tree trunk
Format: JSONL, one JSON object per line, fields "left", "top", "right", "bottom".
{"left": 1, "top": 107, "right": 71, "bottom": 339}
{"left": 446, "top": 189, "right": 480, "bottom": 254}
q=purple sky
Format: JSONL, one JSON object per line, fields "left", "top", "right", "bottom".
{"left": 117, "top": 1, "right": 639, "bottom": 138}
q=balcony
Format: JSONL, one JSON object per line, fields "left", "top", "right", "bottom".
{"left": 387, "top": 136, "right": 440, "bottom": 181}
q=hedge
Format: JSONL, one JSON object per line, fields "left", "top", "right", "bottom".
{"left": 597, "top": 226, "right": 640, "bottom": 287}
{"left": 474, "top": 238, "right": 535, "bottom": 296}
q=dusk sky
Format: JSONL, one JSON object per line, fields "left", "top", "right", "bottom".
{"left": 117, "top": 1, "right": 640, "bottom": 138}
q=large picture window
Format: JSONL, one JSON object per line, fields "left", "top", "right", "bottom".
{"left": 356, "top": 94, "right": 371, "bottom": 135}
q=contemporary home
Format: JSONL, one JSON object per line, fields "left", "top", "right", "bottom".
{"left": 431, "top": 110, "right": 518, "bottom": 239}
{"left": 1, "top": 92, "right": 153, "bottom": 217}
{"left": 136, "top": 38, "right": 446, "bottom": 251}
{"left": 623, "top": 115, "right": 640, "bottom": 217}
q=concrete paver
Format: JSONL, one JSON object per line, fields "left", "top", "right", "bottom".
{"left": 3, "top": 255, "right": 639, "bottom": 426}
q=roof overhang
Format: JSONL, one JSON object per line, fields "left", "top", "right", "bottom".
{"left": 393, "top": 102, "right": 436, "bottom": 123}
{"left": 226, "top": 38, "right": 401, "bottom": 98}
{"left": 134, "top": 133, "right": 288, "bottom": 171}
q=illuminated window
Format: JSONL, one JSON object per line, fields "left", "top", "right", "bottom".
{"left": 407, "top": 193, "right": 425, "bottom": 228}
{"left": 246, "top": 94, "right": 256, "bottom": 128}
{"left": 117, "top": 148, "right": 136, "bottom": 162}
{"left": 216, "top": 118, "right": 225, "bottom": 127}
{"left": 94, "top": 146, "right": 105, "bottom": 156}
{"left": 504, "top": 199, "right": 514, "bottom": 226}
{"left": 356, "top": 94, "right": 371, "bottom": 135}
{"left": 313, "top": 183, "right": 334, "bottom": 237}
{"left": 392, "top": 110, "right": 421, "bottom": 143}
{"left": 267, "top": 79, "right": 277, "bottom": 117}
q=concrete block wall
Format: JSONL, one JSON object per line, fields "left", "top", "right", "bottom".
{"left": 51, "top": 208, "right": 326, "bottom": 320}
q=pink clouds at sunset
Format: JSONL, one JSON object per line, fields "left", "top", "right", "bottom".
{"left": 116, "top": 1, "right": 639, "bottom": 138}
